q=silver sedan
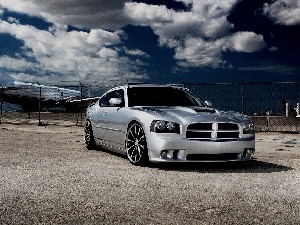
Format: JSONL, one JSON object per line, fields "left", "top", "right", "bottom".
{"left": 84, "top": 84, "right": 255, "bottom": 166}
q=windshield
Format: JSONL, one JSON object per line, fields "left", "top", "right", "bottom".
{"left": 127, "top": 87, "right": 206, "bottom": 107}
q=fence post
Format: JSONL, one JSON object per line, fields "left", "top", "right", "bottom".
{"left": 241, "top": 80, "right": 245, "bottom": 114}
{"left": 285, "top": 102, "right": 289, "bottom": 117}
{"left": 80, "top": 82, "right": 83, "bottom": 125}
{"left": 38, "top": 84, "right": 42, "bottom": 126}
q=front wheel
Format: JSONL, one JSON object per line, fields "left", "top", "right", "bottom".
{"left": 125, "top": 123, "right": 149, "bottom": 166}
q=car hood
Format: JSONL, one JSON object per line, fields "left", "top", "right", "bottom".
{"left": 136, "top": 106, "right": 252, "bottom": 123}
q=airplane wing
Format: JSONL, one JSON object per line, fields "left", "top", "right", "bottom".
{"left": 0, "top": 74, "right": 103, "bottom": 112}
{"left": 1, "top": 82, "right": 81, "bottom": 112}
{"left": 61, "top": 97, "right": 100, "bottom": 112}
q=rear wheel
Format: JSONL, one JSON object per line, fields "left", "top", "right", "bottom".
{"left": 126, "top": 123, "right": 149, "bottom": 166}
{"left": 84, "top": 120, "right": 96, "bottom": 150}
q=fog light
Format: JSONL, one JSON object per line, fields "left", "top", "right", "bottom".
{"left": 160, "top": 150, "right": 168, "bottom": 159}
{"left": 237, "top": 153, "right": 242, "bottom": 159}
{"left": 243, "top": 148, "right": 255, "bottom": 159}
{"left": 247, "top": 149, "right": 255, "bottom": 159}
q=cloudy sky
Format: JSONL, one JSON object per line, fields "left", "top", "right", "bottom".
{"left": 0, "top": 0, "right": 299, "bottom": 85}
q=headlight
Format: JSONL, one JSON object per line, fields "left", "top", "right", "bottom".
{"left": 150, "top": 120, "right": 180, "bottom": 133}
{"left": 242, "top": 122, "right": 254, "bottom": 134}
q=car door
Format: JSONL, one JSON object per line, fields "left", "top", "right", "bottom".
{"left": 96, "top": 89, "right": 127, "bottom": 149}
{"left": 91, "top": 92, "right": 111, "bottom": 143}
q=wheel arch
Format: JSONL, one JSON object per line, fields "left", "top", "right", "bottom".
{"left": 127, "top": 119, "right": 141, "bottom": 131}
{"left": 125, "top": 119, "right": 150, "bottom": 165}
{"left": 126, "top": 119, "right": 149, "bottom": 143}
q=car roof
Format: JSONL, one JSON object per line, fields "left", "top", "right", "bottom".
{"left": 126, "top": 83, "right": 185, "bottom": 88}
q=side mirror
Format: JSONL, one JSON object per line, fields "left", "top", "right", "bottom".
{"left": 205, "top": 100, "right": 212, "bottom": 107}
{"left": 109, "top": 98, "right": 122, "bottom": 106}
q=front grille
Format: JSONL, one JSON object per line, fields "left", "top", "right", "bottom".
{"left": 186, "top": 131, "right": 211, "bottom": 139}
{"left": 186, "top": 122, "right": 240, "bottom": 141}
{"left": 217, "top": 132, "right": 239, "bottom": 139}
{"left": 186, "top": 153, "right": 239, "bottom": 161}
{"left": 218, "top": 123, "right": 238, "bottom": 130}
{"left": 187, "top": 123, "right": 212, "bottom": 130}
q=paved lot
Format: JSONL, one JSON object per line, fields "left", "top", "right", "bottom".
{"left": 0, "top": 124, "right": 300, "bottom": 224}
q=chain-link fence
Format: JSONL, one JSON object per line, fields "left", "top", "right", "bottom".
{"left": 1, "top": 82, "right": 299, "bottom": 132}
{"left": 185, "top": 82, "right": 300, "bottom": 132}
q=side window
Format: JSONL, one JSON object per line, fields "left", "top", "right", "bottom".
{"left": 99, "top": 93, "right": 110, "bottom": 107}
{"left": 99, "top": 89, "right": 125, "bottom": 107}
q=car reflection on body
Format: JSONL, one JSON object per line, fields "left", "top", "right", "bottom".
{"left": 84, "top": 84, "right": 255, "bottom": 166}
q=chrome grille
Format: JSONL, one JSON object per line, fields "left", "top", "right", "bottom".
{"left": 186, "top": 122, "right": 239, "bottom": 140}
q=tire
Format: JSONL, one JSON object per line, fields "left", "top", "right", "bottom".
{"left": 125, "top": 123, "right": 149, "bottom": 166}
{"left": 84, "top": 120, "right": 96, "bottom": 150}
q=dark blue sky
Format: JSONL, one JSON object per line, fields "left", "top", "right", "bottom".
{"left": 0, "top": 0, "right": 299, "bottom": 85}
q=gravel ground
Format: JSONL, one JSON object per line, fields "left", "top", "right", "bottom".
{"left": 0, "top": 124, "right": 300, "bottom": 225}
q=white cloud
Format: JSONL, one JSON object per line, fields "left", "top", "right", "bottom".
{"left": 174, "top": 37, "right": 225, "bottom": 68}
{"left": 124, "top": 47, "right": 150, "bottom": 58}
{"left": 9, "top": 72, "right": 46, "bottom": 83}
{"left": 97, "top": 47, "right": 118, "bottom": 58}
{"left": 7, "top": 17, "right": 20, "bottom": 24}
{"left": 0, "top": 56, "right": 38, "bottom": 71}
{"left": 0, "top": 19, "right": 147, "bottom": 83}
{"left": 124, "top": 2, "right": 173, "bottom": 25}
{"left": 263, "top": 0, "right": 300, "bottom": 25}
{"left": 0, "top": 0, "right": 132, "bottom": 29}
{"left": 170, "top": 31, "right": 266, "bottom": 68}
{"left": 228, "top": 32, "right": 266, "bottom": 53}
{"left": 0, "top": 0, "right": 270, "bottom": 76}
{"left": 124, "top": 1, "right": 266, "bottom": 68}
{"left": 125, "top": 1, "right": 235, "bottom": 40}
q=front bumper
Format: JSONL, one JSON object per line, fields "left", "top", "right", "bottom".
{"left": 147, "top": 134, "right": 255, "bottom": 163}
